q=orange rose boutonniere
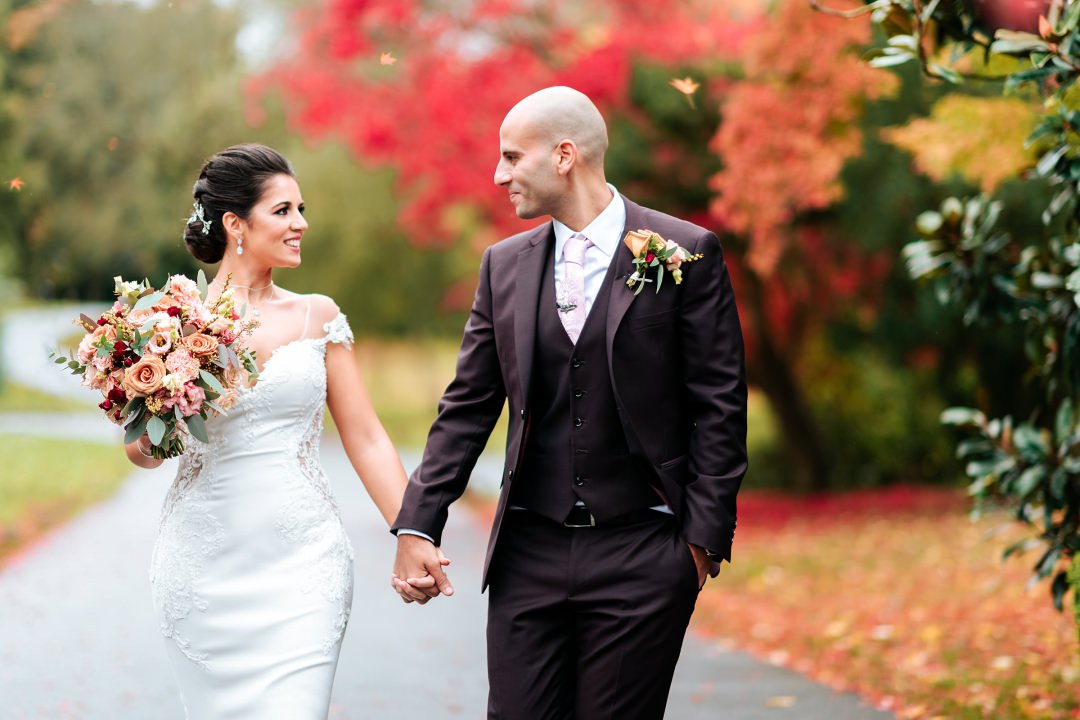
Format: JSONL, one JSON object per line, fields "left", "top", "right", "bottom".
{"left": 623, "top": 229, "right": 703, "bottom": 295}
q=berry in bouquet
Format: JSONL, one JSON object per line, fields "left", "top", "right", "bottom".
{"left": 53, "top": 271, "right": 259, "bottom": 459}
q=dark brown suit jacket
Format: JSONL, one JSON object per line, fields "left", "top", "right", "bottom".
{"left": 392, "top": 198, "right": 748, "bottom": 589}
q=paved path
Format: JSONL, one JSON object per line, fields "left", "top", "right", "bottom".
{"left": 0, "top": 307, "right": 895, "bottom": 718}
{"left": 0, "top": 444, "right": 894, "bottom": 719}
{"left": 2, "top": 303, "right": 107, "bottom": 407}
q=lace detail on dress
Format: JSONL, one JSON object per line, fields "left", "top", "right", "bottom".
{"left": 150, "top": 437, "right": 225, "bottom": 670}
{"left": 318, "top": 312, "right": 353, "bottom": 350}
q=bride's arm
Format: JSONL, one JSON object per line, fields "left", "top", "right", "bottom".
{"left": 124, "top": 434, "right": 164, "bottom": 469}
{"left": 325, "top": 341, "right": 409, "bottom": 527}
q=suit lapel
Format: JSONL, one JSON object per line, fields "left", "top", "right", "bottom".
{"left": 514, "top": 223, "right": 554, "bottom": 404}
{"left": 605, "top": 197, "right": 645, "bottom": 352}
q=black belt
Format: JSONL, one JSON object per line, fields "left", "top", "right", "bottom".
{"left": 561, "top": 505, "right": 664, "bottom": 528}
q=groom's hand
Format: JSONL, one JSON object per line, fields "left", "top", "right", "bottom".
{"left": 392, "top": 534, "right": 454, "bottom": 604}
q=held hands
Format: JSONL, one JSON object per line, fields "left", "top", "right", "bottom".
{"left": 391, "top": 534, "right": 454, "bottom": 604}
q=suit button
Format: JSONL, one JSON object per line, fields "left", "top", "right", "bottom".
{"left": 571, "top": 358, "right": 583, "bottom": 368}
{"left": 573, "top": 389, "right": 584, "bottom": 398}
{"left": 508, "top": 470, "right": 514, "bottom": 479}
{"left": 575, "top": 475, "right": 586, "bottom": 486}
{"left": 574, "top": 417, "right": 584, "bottom": 427}
{"left": 520, "top": 409, "right": 526, "bottom": 418}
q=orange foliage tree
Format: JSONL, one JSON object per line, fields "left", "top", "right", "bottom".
{"left": 257, "top": 0, "right": 897, "bottom": 490}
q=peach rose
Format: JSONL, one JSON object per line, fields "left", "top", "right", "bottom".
{"left": 184, "top": 333, "right": 219, "bottom": 359}
{"left": 623, "top": 229, "right": 652, "bottom": 257}
{"left": 123, "top": 355, "right": 167, "bottom": 397}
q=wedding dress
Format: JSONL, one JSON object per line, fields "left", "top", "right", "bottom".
{"left": 149, "top": 311, "right": 355, "bottom": 719}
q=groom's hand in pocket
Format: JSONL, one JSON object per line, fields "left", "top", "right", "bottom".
{"left": 392, "top": 534, "right": 454, "bottom": 604}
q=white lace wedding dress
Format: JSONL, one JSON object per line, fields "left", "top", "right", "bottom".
{"left": 149, "top": 312, "right": 355, "bottom": 719}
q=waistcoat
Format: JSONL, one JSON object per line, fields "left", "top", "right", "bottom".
{"left": 510, "top": 242, "right": 660, "bottom": 523}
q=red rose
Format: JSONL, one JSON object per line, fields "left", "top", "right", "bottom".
{"left": 167, "top": 306, "right": 182, "bottom": 317}
{"left": 645, "top": 252, "right": 656, "bottom": 263}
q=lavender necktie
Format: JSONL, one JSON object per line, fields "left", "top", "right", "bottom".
{"left": 560, "top": 233, "right": 592, "bottom": 344}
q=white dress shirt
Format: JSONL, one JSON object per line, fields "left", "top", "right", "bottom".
{"left": 552, "top": 184, "right": 625, "bottom": 316}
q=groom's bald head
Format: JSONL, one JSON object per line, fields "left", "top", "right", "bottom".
{"left": 502, "top": 87, "right": 609, "bottom": 168}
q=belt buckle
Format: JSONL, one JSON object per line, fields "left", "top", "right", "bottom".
{"left": 563, "top": 508, "right": 596, "bottom": 528}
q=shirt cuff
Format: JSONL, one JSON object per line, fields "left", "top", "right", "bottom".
{"left": 396, "top": 528, "right": 435, "bottom": 544}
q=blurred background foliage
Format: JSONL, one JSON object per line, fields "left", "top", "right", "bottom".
{"left": 0, "top": 0, "right": 1049, "bottom": 496}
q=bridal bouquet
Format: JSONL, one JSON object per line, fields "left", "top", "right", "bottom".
{"left": 53, "top": 272, "right": 259, "bottom": 459}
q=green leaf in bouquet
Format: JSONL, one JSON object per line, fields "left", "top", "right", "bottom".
{"left": 206, "top": 400, "right": 227, "bottom": 416}
{"left": 53, "top": 355, "right": 68, "bottom": 364}
{"left": 67, "top": 360, "right": 81, "bottom": 372}
{"left": 655, "top": 266, "right": 664, "bottom": 293}
{"left": 124, "top": 413, "right": 149, "bottom": 444}
{"left": 198, "top": 269, "right": 209, "bottom": 302}
{"left": 161, "top": 276, "right": 173, "bottom": 295}
{"left": 185, "top": 413, "right": 209, "bottom": 443}
{"left": 132, "top": 291, "right": 165, "bottom": 312}
{"left": 146, "top": 415, "right": 167, "bottom": 446}
{"left": 120, "top": 396, "right": 144, "bottom": 421}
{"left": 199, "top": 369, "right": 226, "bottom": 396}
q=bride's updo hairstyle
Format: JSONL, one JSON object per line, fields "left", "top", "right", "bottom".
{"left": 183, "top": 144, "right": 295, "bottom": 263}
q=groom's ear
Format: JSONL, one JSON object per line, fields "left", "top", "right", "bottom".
{"left": 554, "top": 139, "right": 577, "bottom": 176}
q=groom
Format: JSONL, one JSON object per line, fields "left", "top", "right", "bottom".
{"left": 391, "top": 86, "right": 747, "bottom": 719}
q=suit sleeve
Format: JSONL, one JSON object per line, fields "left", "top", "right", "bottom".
{"left": 678, "top": 231, "right": 748, "bottom": 562}
{"left": 390, "top": 247, "right": 507, "bottom": 545}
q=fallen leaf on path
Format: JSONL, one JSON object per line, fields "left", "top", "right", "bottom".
{"left": 765, "top": 695, "right": 797, "bottom": 708}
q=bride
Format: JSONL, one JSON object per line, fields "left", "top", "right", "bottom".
{"left": 123, "top": 144, "right": 438, "bottom": 718}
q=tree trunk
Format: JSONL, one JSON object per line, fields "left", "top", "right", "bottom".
{"left": 743, "top": 272, "right": 831, "bottom": 493}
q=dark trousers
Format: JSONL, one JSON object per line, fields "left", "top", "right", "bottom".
{"left": 486, "top": 510, "right": 700, "bottom": 720}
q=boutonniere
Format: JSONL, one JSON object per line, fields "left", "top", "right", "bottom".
{"left": 622, "top": 229, "right": 703, "bottom": 295}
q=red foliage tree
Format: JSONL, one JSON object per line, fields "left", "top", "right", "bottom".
{"left": 257, "top": 0, "right": 894, "bottom": 489}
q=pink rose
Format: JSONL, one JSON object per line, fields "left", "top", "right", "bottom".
{"left": 126, "top": 307, "right": 154, "bottom": 327}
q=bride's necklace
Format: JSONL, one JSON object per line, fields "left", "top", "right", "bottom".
{"left": 213, "top": 279, "right": 275, "bottom": 318}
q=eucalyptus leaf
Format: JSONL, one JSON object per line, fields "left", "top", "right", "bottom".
{"left": 124, "top": 414, "right": 149, "bottom": 444}
{"left": 200, "top": 369, "right": 226, "bottom": 396}
{"left": 145, "top": 415, "right": 167, "bottom": 445}
{"left": 198, "top": 269, "right": 209, "bottom": 302}
{"left": 132, "top": 291, "right": 165, "bottom": 312}
{"left": 185, "top": 413, "right": 209, "bottom": 443}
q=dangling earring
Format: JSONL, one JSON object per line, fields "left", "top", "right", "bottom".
{"left": 237, "top": 235, "right": 244, "bottom": 256}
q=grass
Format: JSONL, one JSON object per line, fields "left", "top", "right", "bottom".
{"left": 0, "top": 436, "right": 131, "bottom": 564}
{"left": 332, "top": 337, "right": 509, "bottom": 452}
{"left": 0, "top": 381, "right": 93, "bottom": 413}
{"left": 693, "top": 489, "right": 1080, "bottom": 720}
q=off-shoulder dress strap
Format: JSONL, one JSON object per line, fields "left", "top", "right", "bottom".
{"left": 318, "top": 312, "right": 354, "bottom": 350}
